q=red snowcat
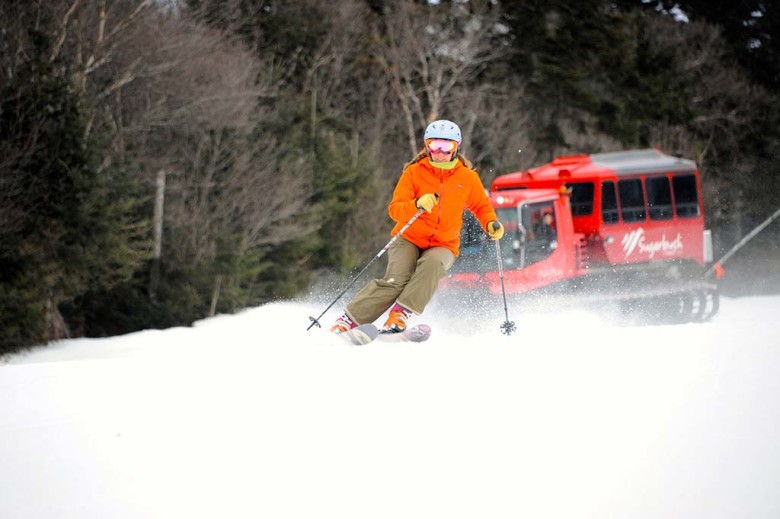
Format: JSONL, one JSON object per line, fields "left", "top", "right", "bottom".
{"left": 441, "top": 149, "right": 720, "bottom": 323}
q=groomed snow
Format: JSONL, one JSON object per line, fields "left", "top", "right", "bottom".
{"left": 2, "top": 295, "right": 779, "bottom": 518}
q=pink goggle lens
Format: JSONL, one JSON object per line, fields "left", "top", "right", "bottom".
{"left": 426, "top": 139, "right": 457, "bottom": 153}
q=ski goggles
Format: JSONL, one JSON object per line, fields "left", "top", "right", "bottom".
{"left": 425, "top": 139, "right": 458, "bottom": 154}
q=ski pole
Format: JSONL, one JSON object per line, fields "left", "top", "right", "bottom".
{"left": 493, "top": 230, "right": 516, "bottom": 336}
{"left": 307, "top": 208, "right": 426, "bottom": 330}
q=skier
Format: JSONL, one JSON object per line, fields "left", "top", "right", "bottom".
{"left": 330, "top": 119, "right": 504, "bottom": 335}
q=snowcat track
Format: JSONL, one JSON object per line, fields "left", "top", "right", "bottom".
{"left": 516, "top": 282, "right": 719, "bottom": 326}
{"left": 437, "top": 278, "right": 720, "bottom": 326}
{"left": 613, "top": 285, "right": 719, "bottom": 325}
{"left": 544, "top": 277, "right": 721, "bottom": 325}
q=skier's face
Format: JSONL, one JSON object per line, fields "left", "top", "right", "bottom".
{"left": 426, "top": 139, "right": 457, "bottom": 162}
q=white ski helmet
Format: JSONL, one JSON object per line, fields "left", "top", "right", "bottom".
{"left": 424, "top": 119, "right": 462, "bottom": 145}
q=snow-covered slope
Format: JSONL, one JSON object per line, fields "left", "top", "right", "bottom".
{"left": 2, "top": 295, "right": 779, "bottom": 518}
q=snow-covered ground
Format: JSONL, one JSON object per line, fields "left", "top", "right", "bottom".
{"left": 2, "top": 295, "right": 780, "bottom": 519}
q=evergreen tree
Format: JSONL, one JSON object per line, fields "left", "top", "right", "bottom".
{"left": 614, "top": 0, "right": 779, "bottom": 91}
{"left": 498, "top": 0, "right": 694, "bottom": 148}
{"left": 0, "top": 17, "right": 148, "bottom": 352}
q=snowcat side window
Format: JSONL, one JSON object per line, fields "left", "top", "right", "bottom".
{"left": 646, "top": 176, "right": 673, "bottom": 220}
{"left": 601, "top": 181, "right": 619, "bottom": 224}
{"left": 672, "top": 174, "right": 700, "bottom": 218}
{"left": 565, "top": 182, "right": 594, "bottom": 216}
{"left": 496, "top": 207, "right": 521, "bottom": 268}
{"left": 460, "top": 211, "right": 486, "bottom": 256}
{"left": 618, "top": 178, "right": 646, "bottom": 222}
{"left": 453, "top": 212, "right": 491, "bottom": 273}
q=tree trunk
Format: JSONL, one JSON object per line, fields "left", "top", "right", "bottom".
{"left": 209, "top": 275, "right": 222, "bottom": 317}
{"left": 45, "top": 296, "right": 70, "bottom": 342}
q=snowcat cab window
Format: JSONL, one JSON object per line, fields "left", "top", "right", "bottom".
{"left": 647, "top": 176, "right": 673, "bottom": 220}
{"left": 672, "top": 174, "right": 700, "bottom": 218}
{"left": 565, "top": 182, "right": 594, "bottom": 216}
{"left": 601, "top": 181, "right": 619, "bottom": 224}
{"left": 520, "top": 201, "right": 557, "bottom": 266}
{"left": 618, "top": 178, "right": 646, "bottom": 222}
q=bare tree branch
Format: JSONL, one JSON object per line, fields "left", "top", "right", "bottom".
{"left": 376, "top": 0, "right": 509, "bottom": 155}
{"left": 51, "top": 0, "right": 82, "bottom": 62}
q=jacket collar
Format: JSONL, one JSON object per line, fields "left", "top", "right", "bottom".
{"left": 421, "top": 156, "right": 461, "bottom": 177}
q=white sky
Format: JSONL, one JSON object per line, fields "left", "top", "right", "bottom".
{"left": 2, "top": 294, "right": 780, "bottom": 518}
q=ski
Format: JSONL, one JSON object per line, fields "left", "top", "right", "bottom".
{"left": 377, "top": 324, "right": 432, "bottom": 343}
{"left": 338, "top": 323, "right": 379, "bottom": 345}
{"left": 338, "top": 323, "right": 432, "bottom": 345}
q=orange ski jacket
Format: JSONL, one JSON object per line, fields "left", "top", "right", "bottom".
{"left": 388, "top": 154, "right": 497, "bottom": 256}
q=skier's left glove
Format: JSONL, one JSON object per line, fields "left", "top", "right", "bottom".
{"left": 487, "top": 220, "right": 504, "bottom": 240}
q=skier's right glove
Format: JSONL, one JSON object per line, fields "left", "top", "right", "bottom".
{"left": 416, "top": 193, "right": 439, "bottom": 213}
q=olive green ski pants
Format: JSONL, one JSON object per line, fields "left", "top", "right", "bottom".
{"left": 346, "top": 237, "right": 455, "bottom": 325}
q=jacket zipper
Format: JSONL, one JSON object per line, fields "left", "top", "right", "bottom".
{"left": 429, "top": 171, "right": 444, "bottom": 248}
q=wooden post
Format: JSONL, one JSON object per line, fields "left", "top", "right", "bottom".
{"left": 153, "top": 169, "right": 165, "bottom": 259}
{"left": 149, "top": 169, "right": 166, "bottom": 300}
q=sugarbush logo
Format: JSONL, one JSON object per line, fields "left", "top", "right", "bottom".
{"left": 622, "top": 228, "right": 683, "bottom": 258}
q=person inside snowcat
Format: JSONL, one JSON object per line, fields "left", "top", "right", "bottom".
{"left": 531, "top": 210, "right": 557, "bottom": 248}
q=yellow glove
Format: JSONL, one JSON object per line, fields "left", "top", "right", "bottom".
{"left": 487, "top": 220, "right": 504, "bottom": 240}
{"left": 416, "top": 193, "right": 439, "bottom": 213}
